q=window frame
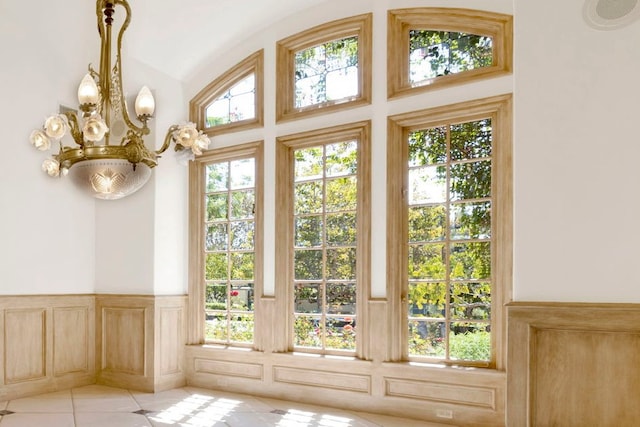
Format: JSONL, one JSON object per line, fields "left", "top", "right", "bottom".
{"left": 276, "top": 14, "right": 372, "bottom": 123}
{"left": 387, "top": 8, "right": 513, "bottom": 99}
{"left": 188, "top": 141, "right": 264, "bottom": 348}
{"left": 189, "top": 50, "right": 264, "bottom": 136}
{"left": 386, "top": 95, "right": 512, "bottom": 368}
{"left": 275, "top": 121, "right": 371, "bottom": 358}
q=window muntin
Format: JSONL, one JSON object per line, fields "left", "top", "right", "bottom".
{"left": 205, "top": 74, "right": 256, "bottom": 127}
{"left": 293, "top": 141, "right": 359, "bottom": 352}
{"left": 388, "top": 8, "right": 512, "bottom": 99}
{"left": 409, "top": 31, "right": 493, "bottom": 84}
{"left": 294, "top": 36, "right": 359, "bottom": 109}
{"left": 189, "top": 50, "right": 263, "bottom": 136}
{"left": 407, "top": 118, "right": 493, "bottom": 362}
{"left": 276, "top": 14, "right": 372, "bottom": 122}
{"left": 204, "top": 157, "right": 257, "bottom": 345}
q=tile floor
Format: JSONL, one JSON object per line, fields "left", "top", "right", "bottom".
{"left": 0, "top": 385, "right": 455, "bottom": 427}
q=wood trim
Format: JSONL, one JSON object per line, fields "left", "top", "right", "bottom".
{"left": 387, "top": 8, "right": 513, "bottom": 99}
{"left": 189, "top": 50, "right": 264, "bottom": 136}
{"left": 387, "top": 94, "right": 512, "bottom": 368}
{"left": 276, "top": 14, "right": 372, "bottom": 123}
{"left": 508, "top": 302, "right": 640, "bottom": 426}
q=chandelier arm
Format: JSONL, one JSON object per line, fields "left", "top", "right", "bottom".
{"left": 63, "top": 112, "right": 85, "bottom": 148}
{"left": 155, "top": 125, "right": 180, "bottom": 155}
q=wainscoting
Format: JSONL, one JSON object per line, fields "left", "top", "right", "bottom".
{"left": 507, "top": 302, "right": 640, "bottom": 426}
{"left": 0, "top": 294, "right": 186, "bottom": 401}
{"left": 185, "top": 299, "right": 506, "bottom": 427}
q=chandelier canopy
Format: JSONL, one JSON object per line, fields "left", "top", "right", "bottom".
{"left": 29, "top": 0, "right": 209, "bottom": 199}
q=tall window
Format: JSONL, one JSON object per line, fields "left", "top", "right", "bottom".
{"left": 189, "top": 142, "right": 263, "bottom": 346}
{"left": 388, "top": 96, "right": 511, "bottom": 367}
{"left": 276, "top": 122, "right": 370, "bottom": 356}
{"left": 387, "top": 8, "right": 512, "bottom": 99}
{"left": 189, "top": 50, "right": 264, "bottom": 136}
{"left": 276, "top": 14, "right": 372, "bottom": 122}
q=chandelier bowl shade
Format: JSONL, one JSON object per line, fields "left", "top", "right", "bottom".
{"left": 69, "top": 159, "right": 152, "bottom": 200}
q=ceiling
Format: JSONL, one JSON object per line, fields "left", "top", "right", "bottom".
{"left": 122, "top": 0, "right": 330, "bottom": 81}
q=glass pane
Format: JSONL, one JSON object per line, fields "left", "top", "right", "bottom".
{"left": 326, "top": 140, "right": 357, "bottom": 177}
{"left": 326, "top": 212, "right": 356, "bottom": 246}
{"left": 326, "top": 247, "right": 356, "bottom": 280}
{"left": 230, "top": 74, "right": 255, "bottom": 96}
{"left": 409, "top": 30, "right": 493, "bottom": 83}
{"left": 230, "top": 190, "right": 254, "bottom": 219}
{"left": 408, "top": 243, "right": 445, "bottom": 280}
{"left": 295, "top": 147, "right": 323, "bottom": 181}
{"left": 206, "top": 194, "right": 228, "bottom": 221}
{"left": 326, "top": 316, "right": 356, "bottom": 351}
{"left": 205, "top": 253, "right": 228, "bottom": 280}
{"left": 449, "top": 322, "right": 491, "bottom": 361}
{"left": 294, "top": 315, "right": 322, "bottom": 348}
{"left": 294, "top": 283, "right": 321, "bottom": 313}
{"left": 409, "top": 166, "right": 446, "bottom": 205}
{"left": 230, "top": 252, "right": 254, "bottom": 280}
{"left": 451, "top": 201, "right": 491, "bottom": 240}
{"left": 408, "top": 320, "right": 445, "bottom": 357}
{"left": 295, "top": 215, "right": 323, "bottom": 248}
{"left": 205, "top": 223, "right": 228, "bottom": 251}
{"left": 205, "top": 99, "right": 231, "bottom": 127}
{"left": 326, "top": 177, "right": 357, "bottom": 212}
{"left": 205, "top": 283, "right": 228, "bottom": 310}
{"left": 294, "top": 36, "right": 359, "bottom": 109}
{"left": 450, "top": 242, "right": 491, "bottom": 280}
{"left": 408, "top": 282, "right": 446, "bottom": 318}
{"left": 294, "top": 249, "right": 323, "bottom": 280}
{"left": 408, "top": 127, "right": 447, "bottom": 166}
{"left": 326, "top": 283, "right": 356, "bottom": 315}
{"left": 230, "top": 221, "right": 254, "bottom": 250}
{"left": 451, "top": 119, "right": 492, "bottom": 160}
{"left": 204, "top": 313, "right": 227, "bottom": 342}
{"left": 230, "top": 158, "right": 255, "bottom": 189}
{"left": 229, "top": 313, "right": 254, "bottom": 343}
{"left": 294, "top": 181, "right": 323, "bottom": 214}
{"left": 228, "top": 92, "right": 255, "bottom": 122}
{"left": 408, "top": 205, "right": 446, "bottom": 243}
{"left": 450, "top": 160, "right": 491, "bottom": 201}
{"left": 206, "top": 163, "right": 229, "bottom": 192}
{"left": 230, "top": 284, "right": 254, "bottom": 312}
{"left": 451, "top": 282, "right": 491, "bottom": 320}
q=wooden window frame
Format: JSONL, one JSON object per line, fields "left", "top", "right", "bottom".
{"left": 388, "top": 8, "right": 513, "bottom": 99}
{"left": 189, "top": 50, "right": 264, "bottom": 136}
{"left": 187, "top": 141, "right": 264, "bottom": 348}
{"left": 387, "top": 95, "right": 512, "bottom": 369}
{"left": 275, "top": 121, "right": 371, "bottom": 358}
{"left": 276, "top": 14, "right": 372, "bottom": 123}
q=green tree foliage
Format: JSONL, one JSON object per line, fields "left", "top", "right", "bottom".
{"left": 408, "top": 30, "right": 492, "bottom": 81}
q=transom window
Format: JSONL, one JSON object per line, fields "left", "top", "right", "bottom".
{"left": 205, "top": 73, "right": 256, "bottom": 127}
{"left": 276, "top": 14, "right": 372, "bottom": 122}
{"left": 388, "top": 8, "right": 512, "bottom": 99}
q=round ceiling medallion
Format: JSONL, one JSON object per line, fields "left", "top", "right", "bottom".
{"left": 584, "top": 0, "right": 640, "bottom": 29}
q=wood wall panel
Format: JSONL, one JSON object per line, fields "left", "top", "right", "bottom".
{"left": 158, "top": 307, "right": 182, "bottom": 376}
{"left": 508, "top": 302, "right": 640, "bottom": 427}
{"left": 53, "top": 307, "right": 90, "bottom": 375}
{"left": 102, "top": 307, "right": 146, "bottom": 375}
{"left": 273, "top": 366, "right": 371, "bottom": 393}
{"left": 195, "top": 359, "right": 263, "bottom": 380}
{"left": 4, "top": 309, "right": 46, "bottom": 384}
{"left": 385, "top": 377, "right": 496, "bottom": 409}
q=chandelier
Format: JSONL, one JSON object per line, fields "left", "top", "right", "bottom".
{"left": 29, "top": 0, "right": 210, "bottom": 200}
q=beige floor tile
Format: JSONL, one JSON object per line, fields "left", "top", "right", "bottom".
{"left": 7, "top": 397, "right": 73, "bottom": 413}
{"left": 73, "top": 395, "right": 141, "bottom": 412}
{"left": 0, "top": 413, "right": 75, "bottom": 427}
{"left": 74, "top": 411, "right": 152, "bottom": 427}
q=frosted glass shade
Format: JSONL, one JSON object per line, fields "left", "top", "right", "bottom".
{"left": 68, "top": 159, "right": 152, "bottom": 200}
{"left": 77, "top": 74, "right": 100, "bottom": 105}
{"left": 135, "top": 86, "right": 155, "bottom": 117}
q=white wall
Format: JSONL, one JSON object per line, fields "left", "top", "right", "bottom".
{"left": 513, "top": 0, "right": 640, "bottom": 302}
{"left": 0, "top": 0, "right": 96, "bottom": 294}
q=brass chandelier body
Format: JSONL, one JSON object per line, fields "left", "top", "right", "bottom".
{"left": 30, "top": 0, "right": 209, "bottom": 199}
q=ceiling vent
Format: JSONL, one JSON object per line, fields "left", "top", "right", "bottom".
{"left": 584, "top": 0, "right": 640, "bottom": 29}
